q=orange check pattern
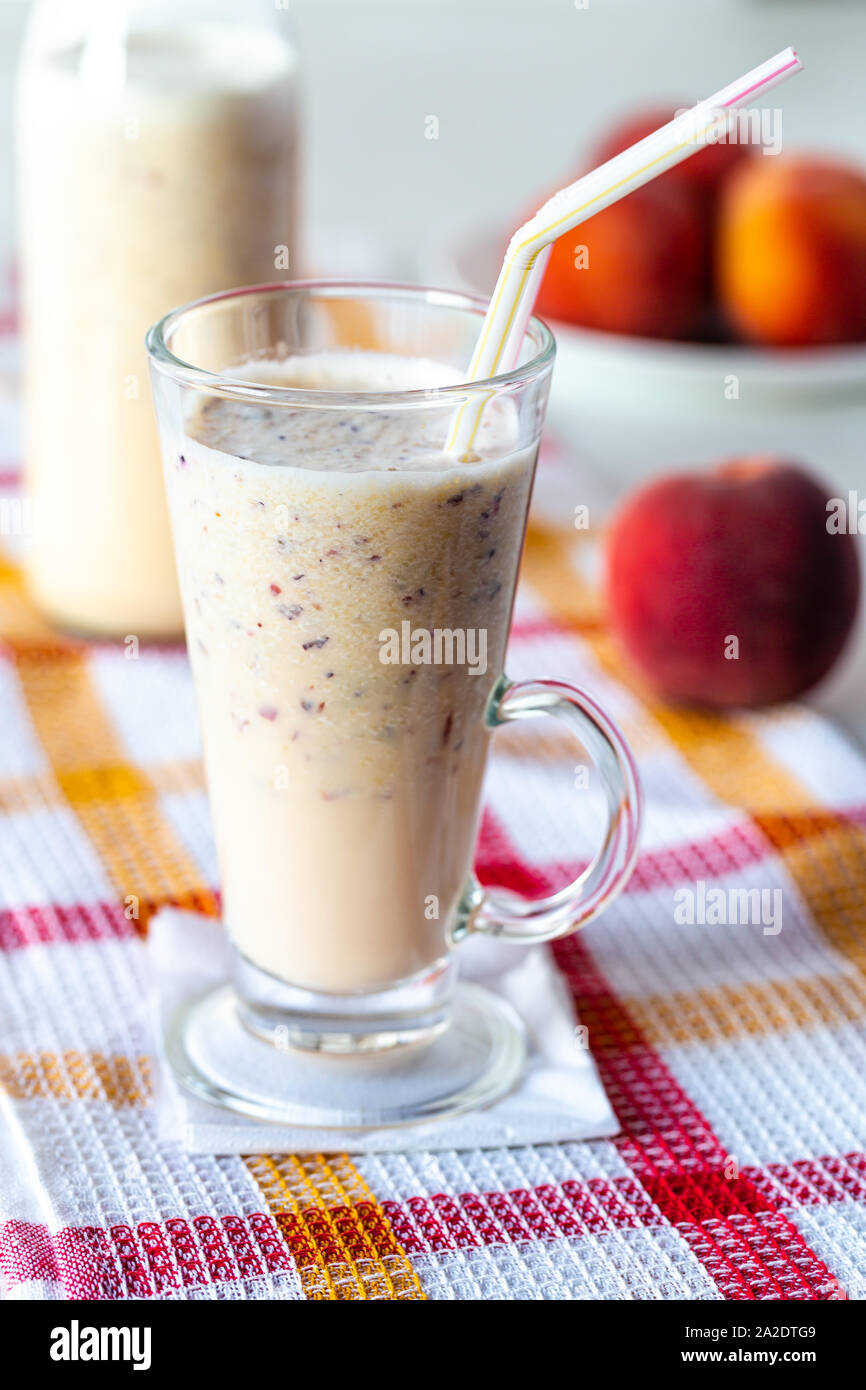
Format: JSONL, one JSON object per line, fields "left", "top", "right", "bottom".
{"left": 0, "top": 413, "right": 865, "bottom": 1298}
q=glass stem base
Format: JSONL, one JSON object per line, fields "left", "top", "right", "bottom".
{"left": 232, "top": 948, "right": 456, "bottom": 1055}
{"left": 165, "top": 977, "right": 526, "bottom": 1133}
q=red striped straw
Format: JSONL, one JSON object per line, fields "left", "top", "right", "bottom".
{"left": 448, "top": 46, "right": 802, "bottom": 457}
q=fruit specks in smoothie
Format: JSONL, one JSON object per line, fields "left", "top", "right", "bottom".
{"left": 165, "top": 351, "right": 535, "bottom": 995}
{"left": 480, "top": 490, "right": 504, "bottom": 521}
{"left": 301, "top": 698, "right": 326, "bottom": 713}
{"left": 446, "top": 483, "right": 481, "bottom": 508}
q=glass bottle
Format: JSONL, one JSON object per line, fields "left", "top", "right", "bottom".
{"left": 17, "top": 0, "right": 301, "bottom": 636}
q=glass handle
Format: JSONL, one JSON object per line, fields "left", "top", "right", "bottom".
{"left": 454, "top": 676, "right": 642, "bottom": 946}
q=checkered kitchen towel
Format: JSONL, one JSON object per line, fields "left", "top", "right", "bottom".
{"left": 1, "top": 338, "right": 865, "bottom": 1295}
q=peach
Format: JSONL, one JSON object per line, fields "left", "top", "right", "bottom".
{"left": 535, "top": 177, "right": 708, "bottom": 340}
{"left": 605, "top": 458, "right": 860, "bottom": 707}
{"left": 717, "top": 157, "right": 866, "bottom": 346}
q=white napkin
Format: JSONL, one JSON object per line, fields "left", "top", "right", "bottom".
{"left": 147, "top": 909, "right": 619, "bottom": 1153}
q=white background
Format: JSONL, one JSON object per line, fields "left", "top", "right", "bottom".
{"left": 2, "top": 0, "right": 866, "bottom": 269}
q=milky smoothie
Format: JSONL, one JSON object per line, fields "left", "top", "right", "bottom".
{"left": 18, "top": 23, "right": 299, "bottom": 635}
{"left": 162, "top": 352, "right": 537, "bottom": 993}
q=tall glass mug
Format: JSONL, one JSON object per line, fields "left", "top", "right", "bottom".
{"left": 147, "top": 283, "right": 641, "bottom": 1127}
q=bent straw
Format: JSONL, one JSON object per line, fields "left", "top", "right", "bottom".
{"left": 447, "top": 46, "right": 802, "bottom": 457}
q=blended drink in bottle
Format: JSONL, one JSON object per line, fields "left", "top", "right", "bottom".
{"left": 17, "top": 19, "right": 299, "bottom": 635}
{"left": 163, "top": 351, "right": 536, "bottom": 993}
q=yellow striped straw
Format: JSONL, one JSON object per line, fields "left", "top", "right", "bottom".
{"left": 447, "top": 46, "right": 803, "bottom": 458}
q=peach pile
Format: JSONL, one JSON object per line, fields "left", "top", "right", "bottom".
{"left": 533, "top": 106, "right": 866, "bottom": 347}
{"left": 605, "top": 458, "right": 860, "bottom": 707}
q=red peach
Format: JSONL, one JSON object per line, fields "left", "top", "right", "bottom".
{"left": 535, "top": 177, "right": 708, "bottom": 340}
{"left": 605, "top": 458, "right": 860, "bottom": 707}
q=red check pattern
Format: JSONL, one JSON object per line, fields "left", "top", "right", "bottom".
{"left": 0, "top": 312, "right": 864, "bottom": 1296}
